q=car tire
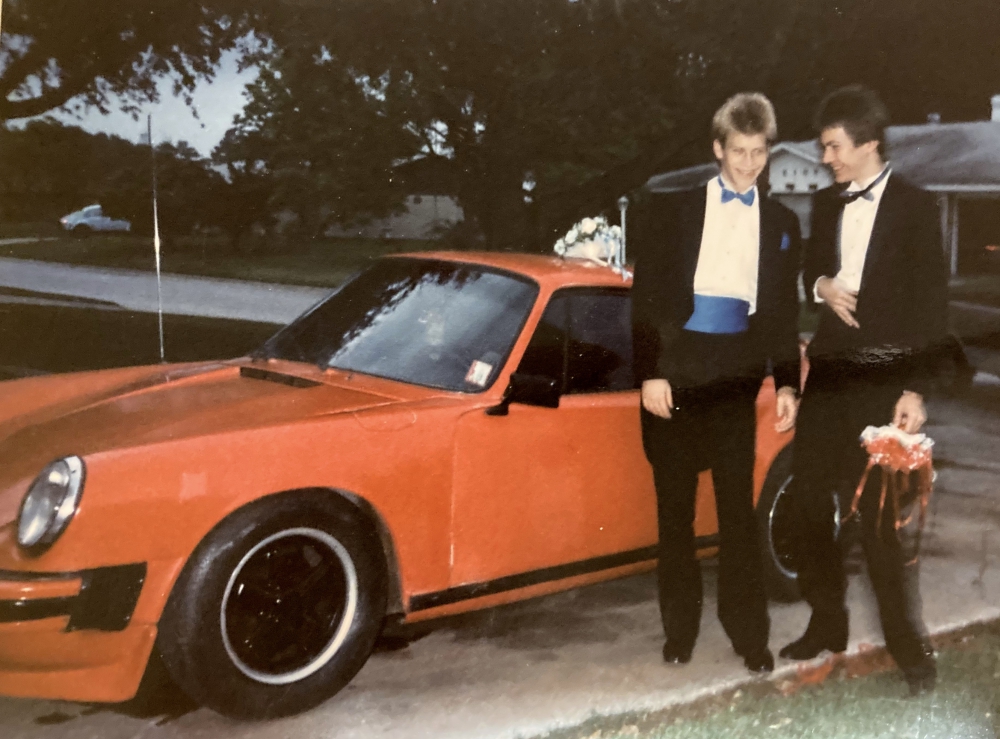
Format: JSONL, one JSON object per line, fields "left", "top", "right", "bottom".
{"left": 756, "top": 445, "right": 801, "bottom": 602}
{"left": 157, "top": 491, "right": 388, "bottom": 719}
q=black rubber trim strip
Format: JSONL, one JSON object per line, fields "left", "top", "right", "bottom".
{"left": 0, "top": 597, "right": 73, "bottom": 623}
{"left": 240, "top": 366, "right": 321, "bottom": 388}
{"left": 409, "top": 535, "right": 722, "bottom": 612}
{"left": 0, "top": 569, "right": 77, "bottom": 582}
{"left": 0, "top": 563, "right": 147, "bottom": 631}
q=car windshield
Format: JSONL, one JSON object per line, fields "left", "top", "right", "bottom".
{"left": 257, "top": 258, "right": 539, "bottom": 392}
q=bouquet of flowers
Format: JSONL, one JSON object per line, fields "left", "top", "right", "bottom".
{"left": 553, "top": 216, "right": 627, "bottom": 276}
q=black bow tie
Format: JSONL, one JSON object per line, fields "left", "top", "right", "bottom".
{"left": 840, "top": 188, "right": 875, "bottom": 205}
{"left": 839, "top": 168, "right": 890, "bottom": 206}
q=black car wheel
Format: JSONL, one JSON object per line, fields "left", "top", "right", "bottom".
{"left": 756, "top": 446, "right": 801, "bottom": 602}
{"left": 157, "top": 492, "right": 387, "bottom": 719}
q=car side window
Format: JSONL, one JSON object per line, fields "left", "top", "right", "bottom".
{"left": 515, "top": 294, "right": 568, "bottom": 384}
{"left": 516, "top": 289, "right": 633, "bottom": 394}
{"left": 566, "top": 290, "right": 633, "bottom": 393}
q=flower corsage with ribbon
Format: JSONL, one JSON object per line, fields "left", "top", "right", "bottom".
{"left": 845, "top": 424, "right": 935, "bottom": 564}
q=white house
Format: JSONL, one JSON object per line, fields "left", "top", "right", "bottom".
{"left": 325, "top": 194, "right": 464, "bottom": 240}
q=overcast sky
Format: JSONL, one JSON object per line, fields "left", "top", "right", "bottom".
{"left": 46, "top": 50, "right": 258, "bottom": 157}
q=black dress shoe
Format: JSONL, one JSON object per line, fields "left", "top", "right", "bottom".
{"left": 905, "top": 668, "right": 936, "bottom": 696}
{"left": 903, "top": 650, "right": 937, "bottom": 696}
{"left": 662, "top": 640, "right": 693, "bottom": 664}
{"left": 779, "top": 610, "right": 849, "bottom": 660}
{"left": 740, "top": 647, "right": 775, "bottom": 674}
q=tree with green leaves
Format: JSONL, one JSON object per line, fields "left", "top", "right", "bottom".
{"left": 0, "top": 0, "right": 258, "bottom": 122}
{"left": 211, "top": 51, "right": 415, "bottom": 243}
{"left": 0, "top": 120, "right": 225, "bottom": 238}
{"left": 212, "top": 0, "right": 692, "bottom": 249}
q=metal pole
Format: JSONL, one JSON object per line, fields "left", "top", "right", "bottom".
{"left": 950, "top": 196, "right": 960, "bottom": 277}
{"left": 617, "top": 195, "right": 629, "bottom": 277}
{"left": 149, "top": 114, "right": 165, "bottom": 362}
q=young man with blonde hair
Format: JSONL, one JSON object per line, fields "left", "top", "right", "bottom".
{"left": 632, "top": 92, "right": 802, "bottom": 673}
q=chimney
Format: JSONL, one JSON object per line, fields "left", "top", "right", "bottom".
{"left": 993, "top": 94, "right": 1000, "bottom": 122}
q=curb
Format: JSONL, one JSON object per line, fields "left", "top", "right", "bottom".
{"left": 533, "top": 616, "right": 1000, "bottom": 739}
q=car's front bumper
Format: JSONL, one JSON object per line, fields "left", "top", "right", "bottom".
{"left": 0, "top": 564, "right": 157, "bottom": 702}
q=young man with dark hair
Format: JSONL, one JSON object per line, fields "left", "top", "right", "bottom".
{"left": 779, "top": 85, "right": 949, "bottom": 695}
{"left": 631, "top": 92, "right": 802, "bottom": 674}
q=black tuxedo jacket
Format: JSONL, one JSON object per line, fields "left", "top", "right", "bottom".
{"left": 804, "top": 175, "right": 949, "bottom": 392}
{"left": 631, "top": 186, "right": 802, "bottom": 392}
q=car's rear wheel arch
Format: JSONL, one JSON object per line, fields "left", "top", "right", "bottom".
{"left": 755, "top": 444, "right": 802, "bottom": 602}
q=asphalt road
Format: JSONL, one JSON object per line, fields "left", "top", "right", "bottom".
{"left": 0, "top": 257, "right": 327, "bottom": 324}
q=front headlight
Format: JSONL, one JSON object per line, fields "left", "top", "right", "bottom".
{"left": 17, "top": 456, "right": 86, "bottom": 553}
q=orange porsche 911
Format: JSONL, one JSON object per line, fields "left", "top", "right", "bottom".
{"left": 0, "top": 253, "right": 798, "bottom": 719}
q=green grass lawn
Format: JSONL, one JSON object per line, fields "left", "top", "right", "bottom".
{"left": 542, "top": 624, "right": 1000, "bottom": 739}
{"left": 0, "top": 301, "right": 277, "bottom": 379}
{"left": 0, "top": 233, "right": 440, "bottom": 288}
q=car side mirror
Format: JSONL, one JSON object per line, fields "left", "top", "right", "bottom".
{"left": 485, "top": 373, "right": 561, "bottom": 416}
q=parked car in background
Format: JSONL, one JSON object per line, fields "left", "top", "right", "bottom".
{"left": 59, "top": 204, "right": 131, "bottom": 235}
{"left": 0, "top": 253, "right": 798, "bottom": 720}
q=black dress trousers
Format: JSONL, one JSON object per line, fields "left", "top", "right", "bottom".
{"left": 639, "top": 330, "right": 770, "bottom": 656}
{"left": 790, "top": 360, "right": 931, "bottom": 670}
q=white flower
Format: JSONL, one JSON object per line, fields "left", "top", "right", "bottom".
{"left": 595, "top": 215, "right": 608, "bottom": 226}
{"left": 580, "top": 217, "right": 598, "bottom": 236}
{"left": 610, "top": 225, "right": 622, "bottom": 237}
{"left": 554, "top": 238, "right": 566, "bottom": 255}
{"left": 566, "top": 227, "right": 579, "bottom": 244}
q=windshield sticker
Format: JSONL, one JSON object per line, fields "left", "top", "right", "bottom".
{"left": 465, "top": 360, "right": 493, "bottom": 387}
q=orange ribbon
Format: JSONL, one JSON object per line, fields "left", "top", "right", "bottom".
{"left": 845, "top": 434, "right": 934, "bottom": 565}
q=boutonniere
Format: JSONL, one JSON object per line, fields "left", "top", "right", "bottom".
{"left": 780, "top": 233, "right": 791, "bottom": 252}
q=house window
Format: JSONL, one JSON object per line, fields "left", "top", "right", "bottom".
{"left": 809, "top": 183, "right": 818, "bottom": 191}
{"left": 786, "top": 183, "right": 795, "bottom": 191}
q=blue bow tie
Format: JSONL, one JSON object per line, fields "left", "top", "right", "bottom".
{"left": 719, "top": 178, "right": 755, "bottom": 206}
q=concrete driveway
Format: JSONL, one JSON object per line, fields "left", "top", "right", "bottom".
{"left": 1, "top": 375, "right": 999, "bottom": 739}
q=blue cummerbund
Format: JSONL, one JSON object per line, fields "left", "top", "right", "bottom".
{"left": 682, "top": 295, "right": 750, "bottom": 334}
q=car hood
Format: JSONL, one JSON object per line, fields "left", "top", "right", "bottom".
{"left": 0, "top": 361, "right": 407, "bottom": 489}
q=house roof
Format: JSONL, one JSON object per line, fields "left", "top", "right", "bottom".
{"left": 643, "top": 163, "right": 719, "bottom": 193}
{"left": 771, "top": 140, "right": 823, "bottom": 164}
{"left": 645, "top": 121, "right": 1000, "bottom": 195}
{"left": 887, "top": 121, "right": 1000, "bottom": 192}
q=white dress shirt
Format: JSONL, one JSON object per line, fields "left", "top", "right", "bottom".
{"left": 815, "top": 167, "right": 891, "bottom": 301}
{"left": 693, "top": 175, "right": 760, "bottom": 314}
